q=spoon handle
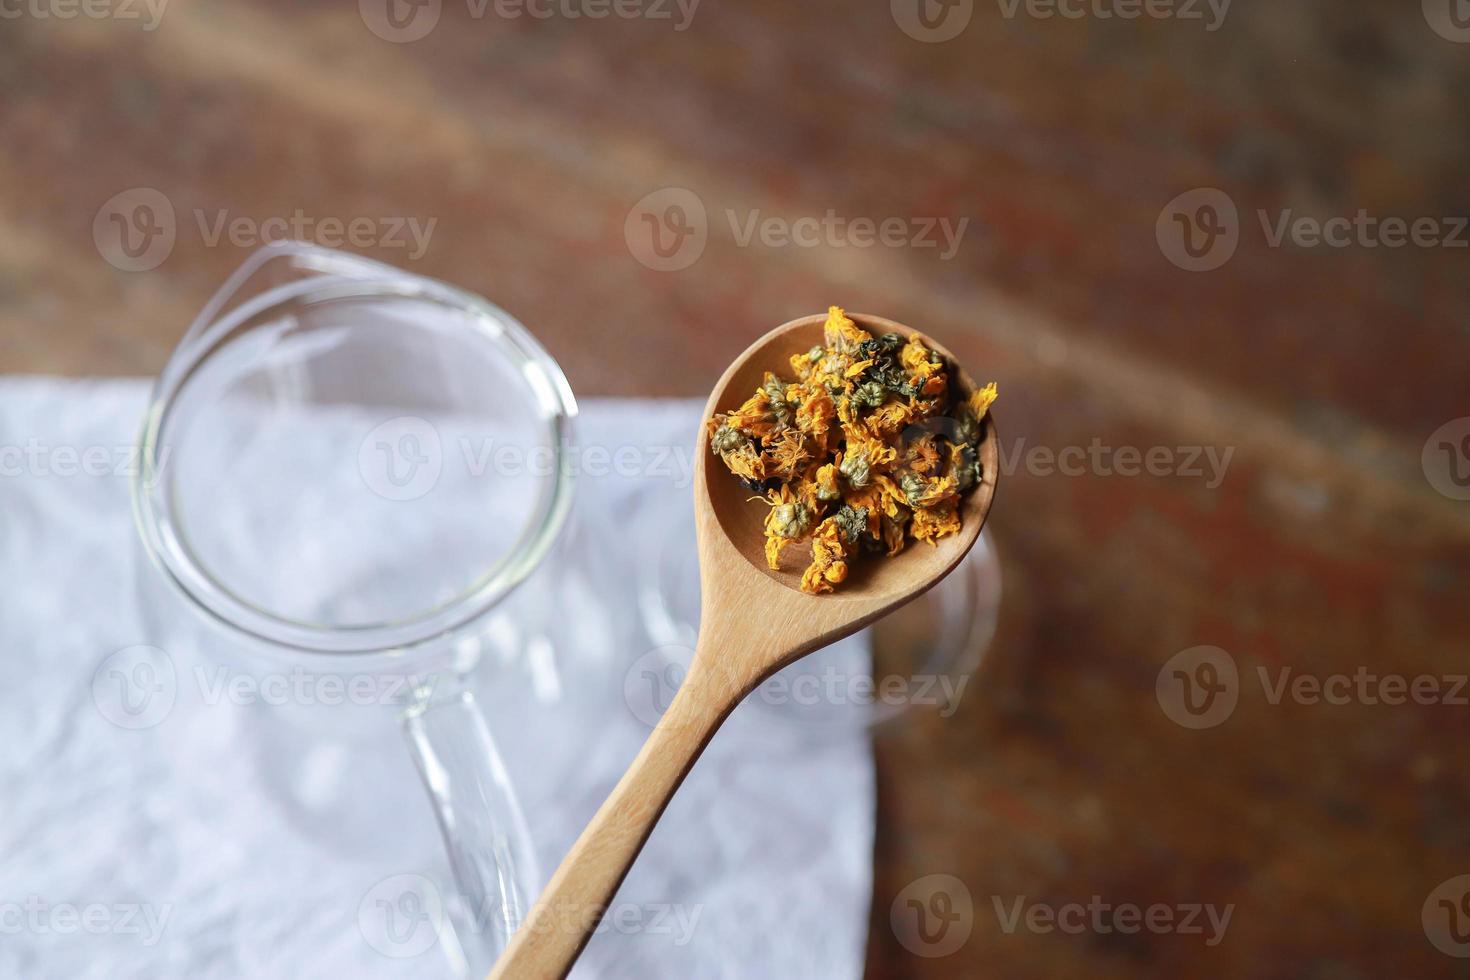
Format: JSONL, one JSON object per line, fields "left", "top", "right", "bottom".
{"left": 486, "top": 655, "right": 742, "bottom": 980}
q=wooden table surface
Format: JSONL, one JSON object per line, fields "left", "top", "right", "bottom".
{"left": 5, "top": 2, "right": 1468, "bottom": 976}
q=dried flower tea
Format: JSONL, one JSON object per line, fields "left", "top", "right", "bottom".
{"left": 706, "top": 306, "right": 997, "bottom": 594}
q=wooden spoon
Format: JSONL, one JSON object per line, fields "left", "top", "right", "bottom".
{"left": 486, "top": 312, "right": 999, "bottom": 979}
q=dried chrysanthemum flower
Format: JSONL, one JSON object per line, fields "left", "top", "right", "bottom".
{"left": 708, "top": 306, "right": 996, "bottom": 593}
{"left": 813, "top": 462, "right": 842, "bottom": 502}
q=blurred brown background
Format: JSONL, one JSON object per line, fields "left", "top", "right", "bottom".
{"left": 4, "top": 0, "right": 1469, "bottom": 976}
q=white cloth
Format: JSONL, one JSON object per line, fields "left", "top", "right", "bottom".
{"left": 0, "top": 379, "right": 872, "bottom": 980}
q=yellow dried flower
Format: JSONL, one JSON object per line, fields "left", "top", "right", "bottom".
{"left": 706, "top": 307, "right": 997, "bottom": 593}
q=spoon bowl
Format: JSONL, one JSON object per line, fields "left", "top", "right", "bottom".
{"left": 701, "top": 311, "right": 998, "bottom": 602}
{"left": 489, "top": 312, "right": 999, "bottom": 979}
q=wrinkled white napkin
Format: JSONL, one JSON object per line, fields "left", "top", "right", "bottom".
{"left": 0, "top": 379, "right": 872, "bottom": 980}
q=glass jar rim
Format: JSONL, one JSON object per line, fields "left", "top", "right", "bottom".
{"left": 131, "top": 269, "right": 577, "bottom": 659}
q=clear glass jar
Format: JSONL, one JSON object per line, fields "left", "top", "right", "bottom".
{"left": 131, "top": 242, "right": 576, "bottom": 974}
